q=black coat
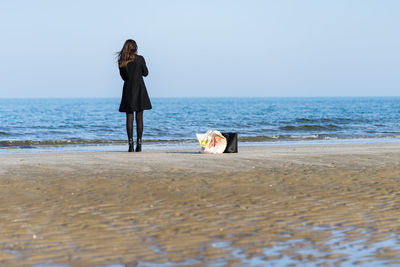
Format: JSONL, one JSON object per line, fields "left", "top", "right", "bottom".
{"left": 119, "top": 55, "right": 152, "bottom": 112}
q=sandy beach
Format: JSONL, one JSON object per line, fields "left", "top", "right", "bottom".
{"left": 1, "top": 143, "right": 400, "bottom": 266}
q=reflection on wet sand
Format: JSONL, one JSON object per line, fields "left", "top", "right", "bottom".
{"left": 1, "top": 145, "right": 400, "bottom": 266}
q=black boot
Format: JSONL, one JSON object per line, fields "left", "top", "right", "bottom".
{"left": 135, "top": 138, "right": 142, "bottom": 152}
{"left": 128, "top": 138, "right": 134, "bottom": 152}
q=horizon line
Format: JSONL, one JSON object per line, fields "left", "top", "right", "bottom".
{"left": 0, "top": 95, "right": 400, "bottom": 100}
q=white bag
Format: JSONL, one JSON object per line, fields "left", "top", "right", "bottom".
{"left": 196, "top": 130, "right": 227, "bottom": 154}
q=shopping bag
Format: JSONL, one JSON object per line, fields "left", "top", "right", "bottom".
{"left": 222, "top": 132, "right": 238, "bottom": 153}
{"left": 196, "top": 130, "right": 227, "bottom": 154}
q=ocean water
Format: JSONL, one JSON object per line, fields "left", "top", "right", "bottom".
{"left": 1, "top": 97, "right": 400, "bottom": 151}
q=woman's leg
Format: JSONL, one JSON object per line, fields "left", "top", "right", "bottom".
{"left": 126, "top": 112, "right": 134, "bottom": 140}
{"left": 126, "top": 112, "right": 134, "bottom": 152}
{"left": 135, "top": 110, "right": 143, "bottom": 152}
{"left": 135, "top": 110, "right": 143, "bottom": 140}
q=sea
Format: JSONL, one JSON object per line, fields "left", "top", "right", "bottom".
{"left": 1, "top": 97, "right": 400, "bottom": 153}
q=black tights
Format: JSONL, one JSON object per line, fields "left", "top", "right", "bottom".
{"left": 126, "top": 110, "right": 143, "bottom": 141}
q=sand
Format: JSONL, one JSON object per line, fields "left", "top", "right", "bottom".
{"left": 1, "top": 143, "right": 400, "bottom": 266}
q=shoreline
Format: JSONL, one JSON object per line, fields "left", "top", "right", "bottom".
{"left": 1, "top": 143, "right": 400, "bottom": 265}
{"left": 1, "top": 137, "right": 400, "bottom": 154}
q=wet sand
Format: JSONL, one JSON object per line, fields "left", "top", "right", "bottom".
{"left": 1, "top": 143, "right": 400, "bottom": 266}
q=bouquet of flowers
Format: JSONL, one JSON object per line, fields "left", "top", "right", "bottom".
{"left": 196, "top": 130, "right": 227, "bottom": 154}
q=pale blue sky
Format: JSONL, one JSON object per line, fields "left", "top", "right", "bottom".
{"left": 0, "top": 1, "right": 399, "bottom": 98}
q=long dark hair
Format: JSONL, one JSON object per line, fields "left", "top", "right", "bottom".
{"left": 117, "top": 39, "right": 137, "bottom": 67}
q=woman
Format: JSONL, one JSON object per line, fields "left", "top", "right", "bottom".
{"left": 117, "top": 39, "right": 152, "bottom": 152}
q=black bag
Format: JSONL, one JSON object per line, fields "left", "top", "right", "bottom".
{"left": 222, "top": 132, "right": 238, "bottom": 153}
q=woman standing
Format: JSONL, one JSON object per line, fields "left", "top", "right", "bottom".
{"left": 117, "top": 39, "right": 152, "bottom": 152}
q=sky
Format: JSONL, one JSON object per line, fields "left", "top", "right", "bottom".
{"left": 0, "top": 0, "right": 399, "bottom": 98}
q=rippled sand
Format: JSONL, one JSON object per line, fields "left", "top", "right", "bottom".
{"left": 1, "top": 144, "right": 400, "bottom": 266}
